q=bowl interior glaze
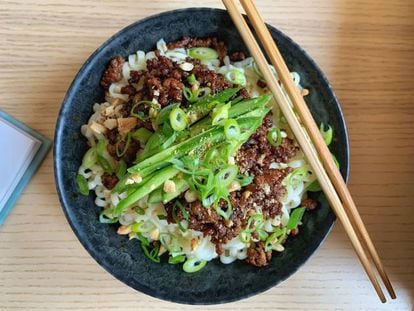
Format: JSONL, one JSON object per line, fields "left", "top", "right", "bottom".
{"left": 54, "top": 8, "right": 349, "bottom": 305}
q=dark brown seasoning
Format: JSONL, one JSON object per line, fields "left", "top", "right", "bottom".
{"left": 236, "top": 113, "right": 298, "bottom": 175}
{"left": 100, "top": 56, "right": 125, "bottom": 89}
{"left": 229, "top": 51, "right": 246, "bottom": 62}
{"left": 245, "top": 241, "right": 272, "bottom": 267}
{"left": 101, "top": 173, "right": 119, "bottom": 190}
{"left": 256, "top": 79, "right": 267, "bottom": 88}
{"left": 301, "top": 198, "right": 318, "bottom": 210}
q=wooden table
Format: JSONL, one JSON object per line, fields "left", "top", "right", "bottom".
{"left": 1, "top": 0, "right": 413, "bottom": 310}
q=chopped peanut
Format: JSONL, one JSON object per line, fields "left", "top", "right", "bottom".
{"left": 117, "top": 225, "right": 132, "bottom": 235}
{"left": 163, "top": 180, "right": 176, "bottom": 193}
{"left": 103, "top": 118, "right": 117, "bottom": 130}
{"left": 89, "top": 121, "right": 107, "bottom": 135}
{"left": 117, "top": 117, "right": 137, "bottom": 134}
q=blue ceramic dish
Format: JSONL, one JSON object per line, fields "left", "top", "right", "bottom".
{"left": 54, "top": 8, "right": 349, "bottom": 305}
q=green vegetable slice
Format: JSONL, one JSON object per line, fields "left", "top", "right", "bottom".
{"left": 183, "top": 258, "right": 207, "bottom": 273}
{"left": 188, "top": 47, "right": 218, "bottom": 60}
{"left": 169, "top": 107, "right": 188, "bottom": 131}
{"left": 76, "top": 174, "right": 89, "bottom": 196}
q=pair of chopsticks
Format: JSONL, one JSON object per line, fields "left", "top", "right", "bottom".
{"left": 222, "top": 0, "right": 396, "bottom": 303}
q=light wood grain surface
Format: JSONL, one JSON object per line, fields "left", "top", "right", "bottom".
{"left": 0, "top": 0, "right": 413, "bottom": 310}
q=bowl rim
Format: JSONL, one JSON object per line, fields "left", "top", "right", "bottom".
{"left": 54, "top": 7, "right": 350, "bottom": 305}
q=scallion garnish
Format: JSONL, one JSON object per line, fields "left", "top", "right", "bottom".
{"left": 286, "top": 207, "right": 306, "bottom": 230}
{"left": 96, "top": 139, "right": 114, "bottom": 173}
{"left": 82, "top": 147, "right": 97, "bottom": 169}
{"left": 215, "top": 165, "right": 238, "bottom": 186}
{"left": 264, "top": 228, "right": 287, "bottom": 251}
{"left": 172, "top": 200, "right": 189, "bottom": 232}
{"left": 140, "top": 240, "right": 161, "bottom": 263}
{"left": 168, "top": 255, "right": 186, "bottom": 264}
{"left": 131, "top": 100, "right": 158, "bottom": 121}
{"left": 267, "top": 127, "right": 282, "bottom": 147}
{"left": 320, "top": 123, "right": 333, "bottom": 146}
{"left": 223, "top": 119, "right": 240, "bottom": 141}
{"left": 76, "top": 174, "right": 89, "bottom": 196}
{"left": 211, "top": 103, "right": 230, "bottom": 125}
{"left": 224, "top": 69, "right": 247, "bottom": 86}
{"left": 115, "top": 133, "right": 131, "bottom": 157}
{"left": 183, "top": 257, "right": 207, "bottom": 273}
{"left": 169, "top": 107, "right": 188, "bottom": 131}
{"left": 188, "top": 47, "right": 218, "bottom": 60}
{"left": 187, "top": 74, "right": 196, "bottom": 85}
{"left": 99, "top": 208, "right": 118, "bottom": 224}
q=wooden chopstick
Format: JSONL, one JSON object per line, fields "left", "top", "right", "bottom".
{"left": 238, "top": 0, "right": 396, "bottom": 300}
{"left": 239, "top": 0, "right": 396, "bottom": 300}
{"left": 222, "top": 0, "right": 388, "bottom": 303}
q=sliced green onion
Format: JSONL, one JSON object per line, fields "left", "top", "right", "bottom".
{"left": 237, "top": 174, "right": 253, "bottom": 187}
{"left": 169, "top": 107, "right": 188, "bottom": 131}
{"left": 99, "top": 208, "right": 118, "bottom": 224}
{"left": 116, "top": 160, "right": 127, "bottom": 179}
{"left": 204, "top": 146, "right": 219, "bottom": 164}
{"left": 156, "top": 103, "right": 180, "bottom": 125}
{"left": 183, "top": 86, "right": 198, "bottom": 103}
{"left": 136, "top": 207, "right": 146, "bottom": 215}
{"left": 239, "top": 230, "right": 251, "bottom": 243}
{"left": 287, "top": 207, "right": 306, "bottom": 230}
{"left": 96, "top": 139, "right": 114, "bottom": 173}
{"left": 215, "top": 165, "right": 238, "bottom": 186}
{"left": 214, "top": 195, "right": 233, "bottom": 220}
{"left": 224, "top": 69, "right": 246, "bottom": 86}
{"left": 131, "top": 100, "right": 158, "bottom": 121}
{"left": 157, "top": 214, "right": 167, "bottom": 220}
{"left": 320, "top": 123, "right": 333, "bottom": 146}
{"left": 131, "top": 221, "right": 155, "bottom": 233}
{"left": 131, "top": 127, "right": 153, "bottom": 145}
{"left": 187, "top": 74, "right": 196, "bottom": 85}
{"left": 141, "top": 241, "right": 160, "bottom": 263}
{"left": 223, "top": 119, "right": 240, "bottom": 141}
{"left": 188, "top": 47, "right": 218, "bottom": 60}
{"left": 169, "top": 255, "right": 186, "bottom": 264}
{"left": 257, "top": 229, "right": 269, "bottom": 241}
{"left": 289, "top": 168, "right": 308, "bottom": 187}
{"left": 211, "top": 103, "right": 230, "bottom": 125}
{"left": 115, "top": 133, "right": 131, "bottom": 157}
{"left": 136, "top": 233, "right": 150, "bottom": 246}
{"left": 183, "top": 257, "right": 207, "bottom": 273}
{"left": 307, "top": 180, "right": 322, "bottom": 192}
{"left": 267, "top": 127, "right": 282, "bottom": 147}
{"left": 172, "top": 201, "right": 189, "bottom": 232}
{"left": 76, "top": 174, "right": 89, "bottom": 196}
{"left": 82, "top": 147, "right": 97, "bottom": 169}
{"left": 264, "top": 228, "right": 287, "bottom": 251}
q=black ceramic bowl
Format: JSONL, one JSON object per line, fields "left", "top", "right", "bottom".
{"left": 54, "top": 8, "right": 349, "bottom": 305}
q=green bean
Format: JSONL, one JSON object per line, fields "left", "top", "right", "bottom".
{"left": 114, "top": 166, "right": 179, "bottom": 214}
{"left": 163, "top": 178, "right": 189, "bottom": 204}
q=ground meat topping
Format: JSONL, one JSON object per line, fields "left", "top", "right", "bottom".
{"left": 101, "top": 173, "right": 119, "bottom": 190}
{"left": 301, "top": 198, "right": 318, "bottom": 210}
{"left": 229, "top": 51, "right": 246, "bottom": 62}
{"left": 245, "top": 241, "right": 272, "bottom": 267}
{"left": 236, "top": 113, "right": 298, "bottom": 175}
{"left": 165, "top": 198, "right": 247, "bottom": 255}
{"left": 100, "top": 56, "right": 125, "bottom": 89}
